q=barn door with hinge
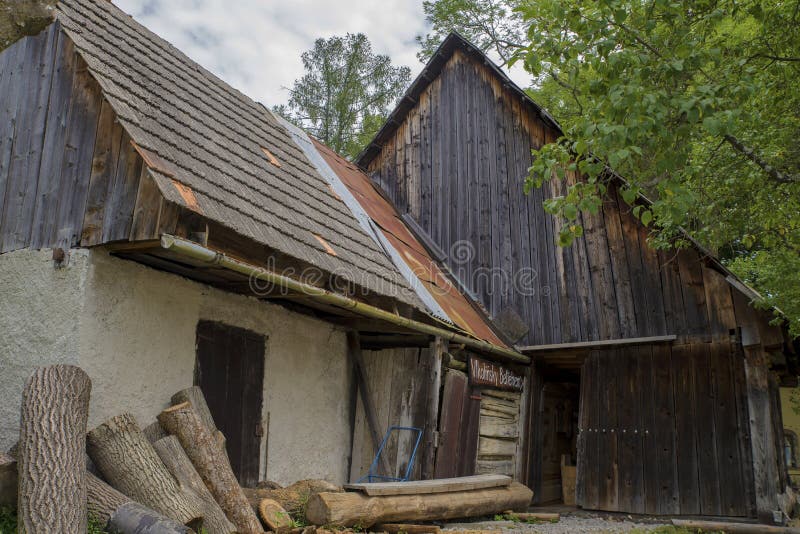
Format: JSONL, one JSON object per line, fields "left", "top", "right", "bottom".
{"left": 576, "top": 343, "right": 754, "bottom": 517}
{"left": 195, "top": 320, "right": 265, "bottom": 488}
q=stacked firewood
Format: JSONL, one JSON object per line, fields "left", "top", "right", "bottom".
{"left": 3, "top": 365, "right": 289, "bottom": 533}
{"left": 3, "top": 365, "right": 534, "bottom": 533}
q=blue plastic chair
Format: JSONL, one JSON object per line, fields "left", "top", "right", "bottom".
{"left": 357, "top": 426, "right": 424, "bottom": 483}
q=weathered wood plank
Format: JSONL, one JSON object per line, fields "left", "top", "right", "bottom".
{"left": 345, "top": 474, "right": 512, "bottom": 496}
{"left": 102, "top": 133, "right": 143, "bottom": 242}
{"left": 52, "top": 54, "right": 102, "bottom": 249}
{"left": 670, "top": 343, "right": 700, "bottom": 515}
{"left": 80, "top": 99, "right": 124, "bottom": 246}
{"left": 3, "top": 25, "right": 59, "bottom": 251}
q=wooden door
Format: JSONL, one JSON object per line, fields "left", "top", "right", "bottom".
{"left": 434, "top": 369, "right": 480, "bottom": 478}
{"left": 576, "top": 343, "right": 755, "bottom": 517}
{"left": 195, "top": 320, "right": 265, "bottom": 488}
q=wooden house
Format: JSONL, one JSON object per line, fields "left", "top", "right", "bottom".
{"left": 0, "top": 1, "right": 525, "bottom": 490}
{"left": 357, "top": 33, "right": 796, "bottom": 521}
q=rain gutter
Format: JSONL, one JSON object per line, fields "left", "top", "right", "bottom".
{"left": 160, "top": 234, "right": 529, "bottom": 364}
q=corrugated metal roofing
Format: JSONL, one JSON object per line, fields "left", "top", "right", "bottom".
{"left": 55, "top": 0, "right": 421, "bottom": 309}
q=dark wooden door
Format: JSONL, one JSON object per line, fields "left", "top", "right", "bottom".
{"left": 576, "top": 342, "right": 754, "bottom": 517}
{"left": 434, "top": 369, "right": 480, "bottom": 478}
{"left": 195, "top": 320, "right": 265, "bottom": 488}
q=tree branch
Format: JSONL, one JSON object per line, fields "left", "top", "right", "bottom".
{"left": 724, "top": 134, "right": 800, "bottom": 185}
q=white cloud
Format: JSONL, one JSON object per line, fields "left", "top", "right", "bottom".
{"left": 114, "top": 0, "right": 533, "bottom": 107}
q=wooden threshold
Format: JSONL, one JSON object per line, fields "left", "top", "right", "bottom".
{"left": 519, "top": 334, "right": 677, "bottom": 353}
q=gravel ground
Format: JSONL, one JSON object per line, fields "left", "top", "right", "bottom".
{"left": 442, "top": 515, "right": 670, "bottom": 533}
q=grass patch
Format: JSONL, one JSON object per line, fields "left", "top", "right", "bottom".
{"left": 0, "top": 507, "right": 108, "bottom": 533}
{"left": 492, "top": 512, "right": 558, "bottom": 524}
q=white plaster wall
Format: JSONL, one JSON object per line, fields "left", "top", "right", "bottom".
{"left": 0, "top": 249, "right": 90, "bottom": 451}
{"left": 0, "top": 248, "right": 353, "bottom": 485}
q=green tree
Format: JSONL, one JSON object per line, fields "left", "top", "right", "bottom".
{"left": 275, "top": 33, "right": 411, "bottom": 160}
{"left": 417, "top": 0, "right": 526, "bottom": 64}
{"left": 420, "top": 0, "right": 800, "bottom": 335}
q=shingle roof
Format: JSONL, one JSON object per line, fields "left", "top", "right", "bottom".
{"left": 55, "top": 0, "right": 421, "bottom": 308}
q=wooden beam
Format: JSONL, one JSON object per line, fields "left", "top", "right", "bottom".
{"left": 348, "top": 331, "right": 391, "bottom": 476}
{"left": 421, "top": 337, "right": 444, "bottom": 479}
{"left": 519, "top": 335, "right": 676, "bottom": 353}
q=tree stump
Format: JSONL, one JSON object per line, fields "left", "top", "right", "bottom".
{"left": 18, "top": 365, "right": 91, "bottom": 533}
{"left": 159, "top": 402, "right": 263, "bottom": 534}
{"left": 87, "top": 413, "right": 203, "bottom": 530}
{"left": 154, "top": 435, "right": 237, "bottom": 534}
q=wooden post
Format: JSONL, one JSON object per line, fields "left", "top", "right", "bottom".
{"left": 744, "top": 346, "right": 781, "bottom": 523}
{"left": 18, "top": 365, "right": 91, "bottom": 534}
{"left": 421, "top": 337, "right": 444, "bottom": 479}
{"left": 347, "top": 331, "right": 391, "bottom": 476}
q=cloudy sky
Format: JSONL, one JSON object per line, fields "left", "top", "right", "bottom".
{"left": 114, "top": 0, "right": 530, "bottom": 108}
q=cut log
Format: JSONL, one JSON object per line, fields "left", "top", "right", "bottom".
{"left": 87, "top": 412, "right": 203, "bottom": 530}
{"left": 0, "top": 452, "right": 17, "bottom": 506}
{"left": 87, "top": 472, "right": 130, "bottom": 526}
{"left": 171, "top": 386, "right": 228, "bottom": 454}
{"left": 87, "top": 472, "right": 193, "bottom": 534}
{"left": 142, "top": 420, "right": 168, "bottom": 444}
{"left": 258, "top": 498, "right": 293, "bottom": 531}
{"left": 172, "top": 386, "right": 218, "bottom": 433}
{"left": 159, "top": 402, "right": 263, "bottom": 534}
{"left": 18, "top": 365, "right": 91, "bottom": 534}
{"left": 109, "top": 502, "right": 196, "bottom": 534}
{"left": 375, "top": 523, "right": 441, "bottom": 534}
{"left": 671, "top": 519, "right": 800, "bottom": 533}
{"left": 154, "top": 435, "right": 237, "bottom": 534}
{"left": 305, "top": 481, "right": 533, "bottom": 527}
{"left": 243, "top": 480, "right": 343, "bottom": 515}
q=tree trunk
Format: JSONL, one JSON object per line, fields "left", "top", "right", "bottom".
{"left": 18, "top": 365, "right": 91, "bottom": 534}
{"left": 0, "top": 452, "right": 16, "bottom": 507}
{"left": 305, "top": 482, "right": 534, "bottom": 527}
{"left": 87, "top": 413, "right": 203, "bottom": 529}
{"left": 672, "top": 519, "right": 800, "bottom": 533}
{"left": 87, "top": 472, "right": 194, "bottom": 534}
{"left": 153, "top": 435, "right": 237, "bottom": 534}
{"left": 158, "top": 402, "right": 263, "bottom": 534}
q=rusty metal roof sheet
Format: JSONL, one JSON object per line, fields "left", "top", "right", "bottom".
{"left": 309, "top": 139, "right": 509, "bottom": 348}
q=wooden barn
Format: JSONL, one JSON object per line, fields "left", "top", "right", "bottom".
{"left": 0, "top": 0, "right": 527, "bottom": 492}
{"left": 357, "top": 33, "right": 796, "bottom": 522}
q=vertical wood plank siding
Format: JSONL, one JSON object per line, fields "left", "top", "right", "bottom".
{"left": 366, "top": 50, "right": 780, "bottom": 348}
{"left": 365, "top": 48, "right": 787, "bottom": 517}
{"left": 0, "top": 26, "right": 161, "bottom": 253}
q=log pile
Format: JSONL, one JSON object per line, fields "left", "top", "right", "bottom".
{"left": 9, "top": 367, "right": 537, "bottom": 533}
{"left": 9, "top": 370, "right": 265, "bottom": 534}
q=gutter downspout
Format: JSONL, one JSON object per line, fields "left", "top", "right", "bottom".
{"left": 160, "top": 235, "right": 529, "bottom": 364}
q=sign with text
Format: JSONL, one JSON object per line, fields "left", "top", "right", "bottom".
{"left": 468, "top": 356, "right": 524, "bottom": 391}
